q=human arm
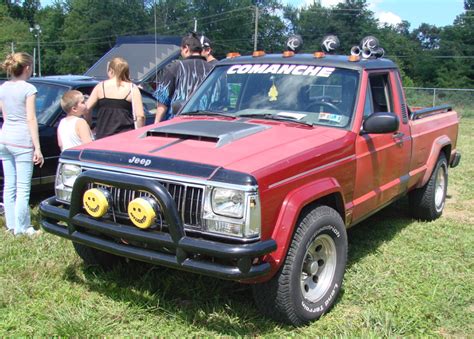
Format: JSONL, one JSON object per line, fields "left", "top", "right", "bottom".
{"left": 57, "top": 130, "right": 63, "bottom": 151}
{"left": 132, "top": 85, "right": 145, "bottom": 128}
{"left": 85, "top": 83, "right": 100, "bottom": 125}
{"left": 153, "top": 63, "right": 176, "bottom": 124}
{"left": 26, "top": 94, "right": 44, "bottom": 167}
{"left": 155, "top": 103, "right": 168, "bottom": 123}
{"left": 75, "top": 118, "right": 93, "bottom": 144}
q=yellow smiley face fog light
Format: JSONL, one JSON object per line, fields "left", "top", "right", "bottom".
{"left": 83, "top": 188, "right": 110, "bottom": 218}
{"left": 128, "top": 197, "right": 158, "bottom": 229}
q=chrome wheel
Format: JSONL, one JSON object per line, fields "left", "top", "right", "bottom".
{"left": 300, "top": 233, "right": 337, "bottom": 302}
{"left": 435, "top": 164, "right": 447, "bottom": 212}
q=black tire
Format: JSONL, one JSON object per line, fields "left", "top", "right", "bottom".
{"left": 72, "top": 242, "right": 123, "bottom": 270}
{"left": 252, "top": 205, "right": 347, "bottom": 326}
{"left": 409, "top": 154, "right": 448, "bottom": 221}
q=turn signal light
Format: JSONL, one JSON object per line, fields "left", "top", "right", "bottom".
{"left": 226, "top": 52, "right": 241, "bottom": 58}
{"left": 348, "top": 55, "right": 360, "bottom": 62}
{"left": 283, "top": 51, "right": 295, "bottom": 58}
{"left": 313, "top": 51, "right": 325, "bottom": 58}
{"left": 252, "top": 50, "right": 266, "bottom": 57}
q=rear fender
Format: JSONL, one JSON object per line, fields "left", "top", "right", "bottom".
{"left": 418, "top": 135, "right": 451, "bottom": 188}
{"left": 268, "top": 178, "right": 344, "bottom": 268}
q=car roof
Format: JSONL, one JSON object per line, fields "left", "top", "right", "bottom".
{"left": 28, "top": 75, "right": 98, "bottom": 87}
{"left": 217, "top": 53, "right": 398, "bottom": 71}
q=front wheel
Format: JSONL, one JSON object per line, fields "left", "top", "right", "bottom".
{"left": 409, "top": 154, "right": 448, "bottom": 221}
{"left": 73, "top": 242, "right": 124, "bottom": 270}
{"left": 252, "top": 205, "right": 347, "bottom": 326}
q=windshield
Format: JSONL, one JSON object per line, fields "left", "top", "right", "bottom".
{"left": 181, "top": 64, "right": 359, "bottom": 128}
{"left": 34, "top": 82, "right": 69, "bottom": 125}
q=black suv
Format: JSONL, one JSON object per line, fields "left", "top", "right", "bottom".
{"left": 0, "top": 75, "right": 157, "bottom": 197}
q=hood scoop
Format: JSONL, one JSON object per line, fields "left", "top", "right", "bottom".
{"left": 147, "top": 120, "right": 269, "bottom": 147}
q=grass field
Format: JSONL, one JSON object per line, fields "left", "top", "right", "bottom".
{"left": 0, "top": 117, "right": 472, "bottom": 336}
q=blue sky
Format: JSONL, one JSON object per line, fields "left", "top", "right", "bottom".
{"left": 283, "top": 0, "right": 465, "bottom": 29}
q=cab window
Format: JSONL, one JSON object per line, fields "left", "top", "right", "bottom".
{"left": 365, "top": 73, "right": 392, "bottom": 117}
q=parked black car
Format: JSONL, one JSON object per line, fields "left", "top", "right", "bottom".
{"left": 0, "top": 75, "right": 157, "bottom": 196}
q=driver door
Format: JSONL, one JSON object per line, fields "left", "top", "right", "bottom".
{"left": 351, "top": 70, "right": 412, "bottom": 222}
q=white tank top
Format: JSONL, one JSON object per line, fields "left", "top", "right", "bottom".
{"left": 57, "top": 116, "right": 84, "bottom": 151}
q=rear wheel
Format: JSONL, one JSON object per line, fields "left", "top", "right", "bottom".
{"left": 252, "top": 205, "right": 347, "bottom": 326}
{"left": 73, "top": 242, "right": 123, "bottom": 270}
{"left": 409, "top": 154, "right": 448, "bottom": 221}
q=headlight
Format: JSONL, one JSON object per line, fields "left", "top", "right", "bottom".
{"left": 211, "top": 188, "right": 244, "bottom": 218}
{"left": 55, "top": 163, "right": 81, "bottom": 203}
{"left": 203, "top": 187, "right": 261, "bottom": 240}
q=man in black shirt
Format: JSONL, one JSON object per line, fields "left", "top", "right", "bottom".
{"left": 154, "top": 33, "right": 212, "bottom": 122}
{"left": 201, "top": 36, "right": 218, "bottom": 65}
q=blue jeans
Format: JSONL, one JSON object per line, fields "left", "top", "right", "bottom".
{"left": 0, "top": 144, "right": 34, "bottom": 234}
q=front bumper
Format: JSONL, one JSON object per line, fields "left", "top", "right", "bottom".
{"left": 39, "top": 170, "right": 276, "bottom": 281}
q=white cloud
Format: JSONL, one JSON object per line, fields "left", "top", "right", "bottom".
{"left": 375, "top": 11, "right": 403, "bottom": 26}
{"left": 285, "top": 0, "right": 402, "bottom": 27}
{"left": 320, "top": 0, "right": 344, "bottom": 7}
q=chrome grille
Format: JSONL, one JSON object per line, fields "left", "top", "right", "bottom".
{"left": 87, "top": 181, "right": 204, "bottom": 227}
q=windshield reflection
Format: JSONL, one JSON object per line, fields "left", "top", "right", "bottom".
{"left": 181, "top": 64, "right": 359, "bottom": 128}
{"left": 33, "top": 83, "right": 68, "bottom": 125}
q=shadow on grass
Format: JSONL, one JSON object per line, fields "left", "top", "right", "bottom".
{"left": 346, "top": 197, "right": 415, "bottom": 269}
{"left": 60, "top": 198, "right": 416, "bottom": 335}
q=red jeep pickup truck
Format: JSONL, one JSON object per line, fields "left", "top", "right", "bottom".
{"left": 40, "top": 49, "right": 460, "bottom": 325}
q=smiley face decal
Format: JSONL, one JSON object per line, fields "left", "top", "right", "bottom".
{"left": 127, "top": 197, "right": 157, "bottom": 229}
{"left": 83, "top": 188, "right": 109, "bottom": 218}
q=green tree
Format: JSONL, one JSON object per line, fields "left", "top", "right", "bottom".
{"left": 35, "top": 2, "right": 66, "bottom": 75}
{"left": 434, "top": 8, "right": 474, "bottom": 88}
{"left": 58, "top": 0, "right": 149, "bottom": 74}
{"left": 289, "top": 0, "right": 378, "bottom": 53}
{"left": 0, "top": 3, "right": 35, "bottom": 76}
{"left": 4, "top": 0, "right": 40, "bottom": 27}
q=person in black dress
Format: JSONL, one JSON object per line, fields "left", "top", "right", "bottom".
{"left": 86, "top": 57, "right": 145, "bottom": 139}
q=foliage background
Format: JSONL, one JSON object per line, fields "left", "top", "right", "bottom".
{"left": 0, "top": 0, "right": 473, "bottom": 88}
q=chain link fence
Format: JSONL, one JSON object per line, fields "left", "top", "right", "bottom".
{"left": 404, "top": 87, "right": 474, "bottom": 118}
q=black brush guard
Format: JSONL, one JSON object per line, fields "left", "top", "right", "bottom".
{"left": 40, "top": 170, "right": 276, "bottom": 280}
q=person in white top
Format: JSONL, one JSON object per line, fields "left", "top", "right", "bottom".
{"left": 57, "top": 90, "right": 93, "bottom": 151}
{"left": 0, "top": 52, "right": 43, "bottom": 236}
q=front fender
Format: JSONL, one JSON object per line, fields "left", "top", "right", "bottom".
{"left": 268, "top": 177, "right": 344, "bottom": 269}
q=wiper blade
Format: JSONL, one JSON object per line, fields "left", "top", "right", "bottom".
{"left": 181, "top": 110, "right": 236, "bottom": 118}
{"left": 239, "top": 113, "right": 313, "bottom": 127}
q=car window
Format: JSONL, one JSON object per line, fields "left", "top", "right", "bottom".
{"left": 33, "top": 83, "right": 69, "bottom": 125}
{"left": 141, "top": 92, "right": 157, "bottom": 116}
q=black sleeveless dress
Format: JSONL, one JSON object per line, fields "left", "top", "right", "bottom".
{"left": 95, "top": 82, "right": 133, "bottom": 139}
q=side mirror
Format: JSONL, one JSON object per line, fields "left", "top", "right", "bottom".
{"left": 361, "top": 112, "right": 399, "bottom": 134}
{"left": 171, "top": 100, "right": 185, "bottom": 115}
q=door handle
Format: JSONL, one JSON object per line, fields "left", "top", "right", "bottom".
{"left": 392, "top": 132, "right": 404, "bottom": 145}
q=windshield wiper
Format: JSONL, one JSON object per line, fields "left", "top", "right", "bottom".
{"left": 239, "top": 113, "right": 313, "bottom": 127}
{"left": 181, "top": 110, "right": 236, "bottom": 119}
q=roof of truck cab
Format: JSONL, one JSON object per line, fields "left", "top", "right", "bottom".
{"left": 217, "top": 53, "right": 398, "bottom": 71}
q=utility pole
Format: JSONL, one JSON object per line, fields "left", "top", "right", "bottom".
{"left": 32, "top": 48, "right": 36, "bottom": 77}
{"left": 194, "top": 18, "right": 197, "bottom": 32}
{"left": 30, "top": 24, "right": 42, "bottom": 77}
{"left": 11, "top": 42, "right": 15, "bottom": 53}
{"left": 253, "top": 5, "right": 259, "bottom": 51}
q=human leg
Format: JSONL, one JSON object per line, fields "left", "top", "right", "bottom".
{"left": 11, "top": 147, "right": 34, "bottom": 235}
{"left": 1, "top": 146, "right": 17, "bottom": 231}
